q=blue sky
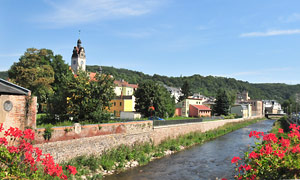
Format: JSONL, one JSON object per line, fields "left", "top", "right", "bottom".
{"left": 1, "top": 0, "right": 300, "bottom": 84}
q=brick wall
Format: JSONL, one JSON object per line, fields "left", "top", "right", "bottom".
{"left": 0, "top": 95, "right": 37, "bottom": 134}
{"left": 35, "top": 121, "right": 152, "bottom": 144}
{"left": 34, "top": 121, "right": 153, "bottom": 163}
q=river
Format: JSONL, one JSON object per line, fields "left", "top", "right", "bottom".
{"left": 104, "top": 119, "right": 275, "bottom": 180}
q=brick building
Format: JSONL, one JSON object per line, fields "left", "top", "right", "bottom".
{"left": 0, "top": 79, "right": 37, "bottom": 133}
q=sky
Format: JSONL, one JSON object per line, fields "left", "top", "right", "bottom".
{"left": 1, "top": 0, "right": 300, "bottom": 84}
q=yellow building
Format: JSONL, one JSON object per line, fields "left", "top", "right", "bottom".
{"left": 114, "top": 80, "right": 138, "bottom": 96}
{"left": 109, "top": 96, "right": 136, "bottom": 117}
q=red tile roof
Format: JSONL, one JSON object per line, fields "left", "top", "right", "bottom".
{"left": 191, "top": 105, "right": 211, "bottom": 111}
{"left": 114, "top": 80, "right": 138, "bottom": 88}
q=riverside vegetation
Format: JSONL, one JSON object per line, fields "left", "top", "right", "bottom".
{"left": 61, "top": 118, "right": 266, "bottom": 179}
{"left": 231, "top": 116, "right": 300, "bottom": 179}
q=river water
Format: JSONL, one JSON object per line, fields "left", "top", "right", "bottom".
{"left": 104, "top": 119, "right": 275, "bottom": 180}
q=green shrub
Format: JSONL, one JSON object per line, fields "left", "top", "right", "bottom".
{"left": 43, "top": 124, "right": 53, "bottom": 140}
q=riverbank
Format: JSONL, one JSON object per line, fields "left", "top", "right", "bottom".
{"left": 62, "top": 117, "right": 266, "bottom": 180}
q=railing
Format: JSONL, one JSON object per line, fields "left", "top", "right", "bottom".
{"left": 153, "top": 118, "right": 203, "bottom": 126}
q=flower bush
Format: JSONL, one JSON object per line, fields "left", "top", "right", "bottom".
{"left": 0, "top": 123, "right": 76, "bottom": 179}
{"left": 231, "top": 123, "right": 300, "bottom": 179}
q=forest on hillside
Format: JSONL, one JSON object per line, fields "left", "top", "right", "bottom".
{"left": 1, "top": 65, "right": 300, "bottom": 103}
{"left": 87, "top": 65, "right": 300, "bottom": 103}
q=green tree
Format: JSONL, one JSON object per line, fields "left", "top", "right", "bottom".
{"left": 134, "top": 81, "right": 175, "bottom": 118}
{"left": 8, "top": 48, "right": 55, "bottom": 107}
{"left": 66, "top": 71, "right": 115, "bottom": 123}
{"left": 178, "top": 80, "right": 192, "bottom": 102}
{"left": 213, "top": 89, "right": 230, "bottom": 116}
{"left": 46, "top": 54, "right": 75, "bottom": 121}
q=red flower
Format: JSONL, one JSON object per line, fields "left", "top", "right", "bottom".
{"left": 66, "top": 165, "right": 77, "bottom": 175}
{"left": 0, "top": 137, "right": 8, "bottom": 145}
{"left": 23, "top": 129, "right": 35, "bottom": 140}
{"left": 249, "top": 151, "right": 258, "bottom": 159}
{"left": 279, "top": 138, "right": 290, "bottom": 147}
{"left": 4, "top": 127, "right": 23, "bottom": 138}
{"left": 245, "top": 165, "right": 252, "bottom": 171}
{"left": 7, "top": 146, "right": 19, "bottom": 153}
{"left": 263, "top": 133, "right": 278, "bottom": 143}
{"left": 0, "top": 123, "right": 4, "bottom": 132}
{"left": 231, "top": 156, "right": 241, "bottom": 164}
{"left": 278, "top": 128, "right": 284, "bottom": 133}
{"left": 60, "top": 174, "right": 68, "bottom": 180}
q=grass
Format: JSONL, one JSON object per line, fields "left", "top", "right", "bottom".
{"left": 62, "top": 117, "right": 266, "bottom": 179}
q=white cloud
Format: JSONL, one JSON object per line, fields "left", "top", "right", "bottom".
{"left": 240, "top": 29, "right": 300, "bottom": 37}
{"left": 38, "top": 0, "right": 165, "bottom": 26}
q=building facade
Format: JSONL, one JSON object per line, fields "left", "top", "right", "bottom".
{"left": 189, "top": 104, "right": 211, "bottom": 117}
{"left": 176, "top": 97, "right": 206, "bottom": 117}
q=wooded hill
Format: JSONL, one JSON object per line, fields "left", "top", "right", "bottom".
{"left": 87, "top": 65, "right": 300, "bottom": 102}
{"left": 1, "top": 65, "right": 299, "bottom": 102}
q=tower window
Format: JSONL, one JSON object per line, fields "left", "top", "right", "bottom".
{"left": 73, "top": 60, "right": 76, "bottom": 65}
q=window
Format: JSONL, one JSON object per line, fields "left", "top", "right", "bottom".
{"left": 73, "top": 60, "right": 76, "bottom": 65}
{"left": 120, "top": 102, "right": 122, "bottom": 106}
{"left": 114, "top": 102, "right": 116, "bottom": 106}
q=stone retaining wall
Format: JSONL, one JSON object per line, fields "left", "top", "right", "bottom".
{"left": 34, "top": 116, "right": 263, "bottom": 163}
{"left": 151, "top": 116, "right": 262, "bottom": 145}
{"left": 35, "top": 121, "right": 152, "bottom": 144}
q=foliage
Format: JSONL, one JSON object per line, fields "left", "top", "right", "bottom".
{"left": 47, "top": 55, "right": 75, "bottom": 119}
{"left": 86, "top": 65, "right": 300, "bottom": 103}
{"left": 231, "top": 118, "right": 300, "bottom": 179}
{"left": 178, "top": 80, "right": 192, "bottom": 102}
{"left": 0, "top": 123, "right": 77, "bottom": 179}
{"left": 43, "top": 124, "right": 53, "bottom": 141}
{"left": 0, "top": 71, "right": 8, "bottom": 80}
{"left": 213, "top": 89, "right": 230, "bottom": 116}
{"left": 134, "top": 80, "right": 175, "bottom": 118}
{"left": 66, "top": 70, "right": 115, "bottom": 123}
{"left": 8, "top": 48, "right": 55, "bottom": 107}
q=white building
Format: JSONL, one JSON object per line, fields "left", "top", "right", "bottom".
{"left": 71, "top": 39, "right": 86, "bottom": 74}
{"left": 163, "top": 85, "right": 183, "bottom": 103}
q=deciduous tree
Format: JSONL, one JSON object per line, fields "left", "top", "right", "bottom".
{"left": 134, "top": 81, "right": 175, "bottom": 118}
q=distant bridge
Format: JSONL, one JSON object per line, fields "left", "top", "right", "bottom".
{"left": 265, "top": 113, "right": 285, "bottom": 119}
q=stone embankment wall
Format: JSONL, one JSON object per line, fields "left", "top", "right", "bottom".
{"left": 35, "top": 121, "right": 152, "bottom": 144}
{"left": 35, "top": 116, "right": 263, "bottom": 163}
{"left": 151, "top": 116, "right": 262, "bottom": 145}
{"left": 34, "top": 121, "right": 153, "bottom": 163}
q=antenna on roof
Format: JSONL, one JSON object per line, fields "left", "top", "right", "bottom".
{"left": 78, "top": 30, "right": 81, "bottom": 38}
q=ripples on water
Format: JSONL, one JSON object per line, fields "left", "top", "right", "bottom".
{"left": 104, "top": 119, "right": 275, "bottom": 180}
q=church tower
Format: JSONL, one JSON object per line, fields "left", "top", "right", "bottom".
{"left": 71, "top": 39, "right": 86, "bottom": 74}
